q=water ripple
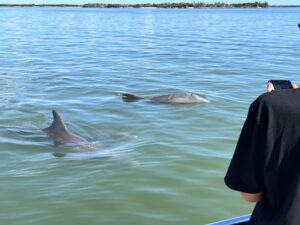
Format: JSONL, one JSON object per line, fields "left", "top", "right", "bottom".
{"left": 0, "top": 7, "right": 300, "bottom": 225}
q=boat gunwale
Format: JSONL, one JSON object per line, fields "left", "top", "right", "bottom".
{"left": 206, "top": 214, "right": 251, "bottom": 225}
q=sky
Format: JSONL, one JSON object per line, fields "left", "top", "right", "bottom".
{"left": 0, "top": 0, "right": 298, "bottom": 5}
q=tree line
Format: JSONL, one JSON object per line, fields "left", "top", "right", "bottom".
{"left": 0, "top": 4, "right": 80, "bottom": 7}
{"left": 82, "top": 2, "right": 269, "bottom": 8}
{"left": 0, "top": 2, "right": 269, "bottom": 8}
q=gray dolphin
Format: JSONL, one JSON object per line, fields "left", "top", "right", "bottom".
{"left": 43, "top": 110, "right": 87, "bottom": 146}
{"left": 121, "top": 92, "right": 209, "bottom": 104}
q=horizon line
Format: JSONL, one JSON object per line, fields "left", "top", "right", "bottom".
{"left": 0, "top": 2, "right": 299, "bottom": 7}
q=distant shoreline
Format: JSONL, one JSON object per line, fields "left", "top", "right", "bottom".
{"left": 0, "top": 3, "right": 299, "bottom": 8}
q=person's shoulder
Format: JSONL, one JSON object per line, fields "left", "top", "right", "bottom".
{"left": 249, "top": 92, "right": 270, "bottom": 111}
{"left": 253, "top": 91, "right": 274, "bottom": 106}
{"left": 248, "top": 91, "right": 283, "bottom": 117}
{"left": 261, "top": 89, "right": 299, "bottom": 102}
{"left": 252, "top": 89, "right": 300, "bottom": 111}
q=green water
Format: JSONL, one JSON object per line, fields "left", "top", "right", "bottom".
{"left": 0, "top": 7, "right": 300, "bottom": 224}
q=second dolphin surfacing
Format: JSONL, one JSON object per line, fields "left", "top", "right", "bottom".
{"left": 121, "top": 92, "right": 210, "bottom": 104}
{"left": 43, "top": 110, "right": 87, "bottom": 146}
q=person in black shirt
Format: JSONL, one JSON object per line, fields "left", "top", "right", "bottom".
{"left": 225, "top": 82, "right": 300, "bottom": 225}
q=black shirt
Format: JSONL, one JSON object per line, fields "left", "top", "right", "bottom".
{"left": 225, "top": 89, "right": 300, "bottom": 225}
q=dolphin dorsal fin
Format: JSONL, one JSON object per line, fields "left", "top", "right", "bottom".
{"left": 121, "top": 92, "right": 144, "bottom": 102}
{"left": 43, "top": 110, "right": 69, "bottom": 133}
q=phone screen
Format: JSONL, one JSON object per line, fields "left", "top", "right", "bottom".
{"left": 268, "top": 80, "right": 293, "bottom": 90}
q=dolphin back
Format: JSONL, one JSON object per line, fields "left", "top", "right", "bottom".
{"left": 121, "top": 92, "right": 209, "bottom": 104}
{"left": 150, "top": 93, "right": 209, "bottom": 104}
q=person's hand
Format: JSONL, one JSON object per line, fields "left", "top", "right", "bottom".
{"left": 267, "top": 82, "right": 298, "bottom": 92}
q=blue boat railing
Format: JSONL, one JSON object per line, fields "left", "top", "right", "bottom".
{"left": 206, "top": 214, "right": 251, "bottom": 225}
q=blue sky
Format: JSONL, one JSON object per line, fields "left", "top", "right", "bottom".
{"left": 0, "top": 0, "right": 298, "bottom": 5}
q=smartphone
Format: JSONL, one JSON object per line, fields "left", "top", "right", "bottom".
{"left": 268, "top": 80, "right": 293, "bottom": 90}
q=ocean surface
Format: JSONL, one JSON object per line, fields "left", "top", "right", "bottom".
{"left": 0, "top": 7, "right": 299, "bottom": 225}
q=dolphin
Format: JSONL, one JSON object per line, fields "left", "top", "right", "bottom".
{"left": 43, "top": 110, "right": 87, "bottom": 146}
{"left": 121, "top": 92, "right": 209, "bottom": 104}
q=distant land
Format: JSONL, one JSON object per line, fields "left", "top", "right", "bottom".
{"left": 0, "top": 2, "right": 299, "bottom": 8}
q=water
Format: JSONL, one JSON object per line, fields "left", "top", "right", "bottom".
{"left": 0, "top": 7, "right": 300, "bottom": 225}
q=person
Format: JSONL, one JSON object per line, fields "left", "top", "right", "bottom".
{"left": 224, "top": 81, "right": 300, "bottom": 225}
